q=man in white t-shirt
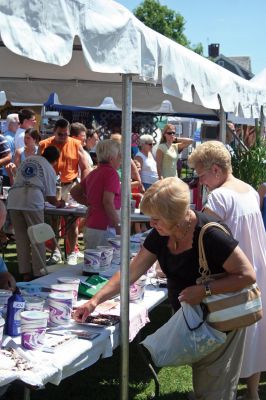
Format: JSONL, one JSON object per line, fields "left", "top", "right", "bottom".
{"left": 7, "top": 146, "right": 65, "bottom": 280}
{"left": 14, "top": 109, "right": 36, "bottom": 150}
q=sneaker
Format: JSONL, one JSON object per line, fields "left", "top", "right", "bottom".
{"left": 46, "top": 253, "right": 62, "bottom": 266}
{"left": 76, "top": 251, "right": 84, "bottom": 259}
{"left": 67, "top": 252, "right": 78, "bottom": 265}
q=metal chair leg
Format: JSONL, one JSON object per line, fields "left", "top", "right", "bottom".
{"left": 138, "top": 343, "right": 160, "bottom": 398}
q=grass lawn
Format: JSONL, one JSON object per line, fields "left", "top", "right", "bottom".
{"left": 3, "top": 242, "right": 266, "bottom": 400}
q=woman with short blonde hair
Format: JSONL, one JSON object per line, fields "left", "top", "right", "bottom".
{"left": 188, "top": 140, "right": 232, "bottom": 174}
{"left": 71, "top": 139, "right": 121, "bottom": 248}
{"left": 96, "top": 139, "right": 121, "bottom": 163}
{"left": 134, "top": 134, "right": 158, "bottom": 190}
{"left": 188, "top": 140, "right": 266, "bottom": 399}
{"left": 141, "top": 177, "right": 189, "bottom": 228}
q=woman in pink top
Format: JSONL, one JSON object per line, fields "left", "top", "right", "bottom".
{"left": 71, "top": 139, "right": 121, "bottom": 248}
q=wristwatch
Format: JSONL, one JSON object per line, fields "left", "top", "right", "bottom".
{"left": 203, "top": 283, "right": 212, "bottom": 297}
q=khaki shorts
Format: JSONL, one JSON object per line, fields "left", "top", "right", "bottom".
{"left": 61, "top": 181, "right": 77, "bottom": 201}
{"left": 83, "top": 227, "right": 110, "bottom": 249}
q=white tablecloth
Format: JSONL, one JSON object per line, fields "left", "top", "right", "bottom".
{"left": 0, "top": 265, "right": 167, "bottom": 388}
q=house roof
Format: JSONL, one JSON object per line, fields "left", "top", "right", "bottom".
{"left": 214, "top": 54, "right": 254, "bottom": 80}
{"left": 229, "top": 56, "right": 252, "bottom": 72}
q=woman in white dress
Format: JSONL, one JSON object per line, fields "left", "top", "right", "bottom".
{"left": 189, "top": 140, "right": 266, "bottom": 400}
{"left": 258, "top": 183, "right": 266, "bottom": 230}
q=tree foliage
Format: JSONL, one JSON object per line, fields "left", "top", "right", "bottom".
{"left": 232, "top": 136, "right": 266, "bottom": 190}
{"left": 134, "top": 0, "right": 203, "bottom": 55}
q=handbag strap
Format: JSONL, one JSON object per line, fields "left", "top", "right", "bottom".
{"left": 198, "top": 222, "right": 230, "bottom": 281}
{"left": 181, "top": 304, "right": 207, "bottom": 331}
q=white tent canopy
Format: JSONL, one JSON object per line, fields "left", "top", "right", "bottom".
{"left": 0, "top": 0, "right": 265, "bottom": 118}
{"left": 0, "top": 43, "right": 217, "bottom": 117}
{"left": 0, "top": 90, "right": 41, "bottom": 107}
{"left": 251, "top": 68, "right": 266, "bottom": 87}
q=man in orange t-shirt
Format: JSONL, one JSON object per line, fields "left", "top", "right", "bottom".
{"left": 39, "top": 118, "right": 91, "bottom": 265}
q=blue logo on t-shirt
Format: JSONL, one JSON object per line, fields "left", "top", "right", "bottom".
{"left": 21, "top": 162, "right": 38, "bottom": 178}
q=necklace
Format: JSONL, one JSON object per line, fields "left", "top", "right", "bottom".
{"left": 173, "top": 211, "right": 192, "bottom": 250}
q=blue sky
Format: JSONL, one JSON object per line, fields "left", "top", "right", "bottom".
{"left": 117, "top": 0, "right": 266, "bottom": 75}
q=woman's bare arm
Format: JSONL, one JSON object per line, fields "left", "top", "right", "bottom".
{"left": 179, "top": 245, "right": 256, "bottom": 305}
{"left": 73, "top": 247, "right": 157, "bottom": 322}
{"left": 156, "top": 148, "right": 163, "bottom": 179}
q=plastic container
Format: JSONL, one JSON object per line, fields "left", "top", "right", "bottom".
{"left": 129, "top": 275, "right": 147, "bottom": 303}
{"left": 48, "top": 292, "right": 72, "bottom": 325}
{"left": 0, "top": 289, "right": 13, "bottom": 317}
{"left": 56, "top": 278, "right": 80, "bottom": 306}
{"left": 21, "top": 311, "right": 48, "bottom": 350}
{"left": 96, "top": 246, "right": 114, "bottom": 270}
{"left": 50, "top": 284, "right": 73, "bottom": 296}
{"left": 24, "top": 296, "right": 45, "bottom": 311}
{"left": 83, "top": 249, "right": 101, "bottom": 276}
{"left": 107, "top": 237, "right": 121, "bottom": 265}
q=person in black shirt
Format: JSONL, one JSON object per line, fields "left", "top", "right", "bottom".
{"left": 74, "top": 177, "right": 256, "bottom": 400}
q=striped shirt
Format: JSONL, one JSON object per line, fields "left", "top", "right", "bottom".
{"left": 0, "top": 134, "right": 11, "bottom": 158}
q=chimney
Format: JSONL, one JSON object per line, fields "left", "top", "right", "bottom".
{"left": 208, "top": 43, "right": 220, "bottom": 58}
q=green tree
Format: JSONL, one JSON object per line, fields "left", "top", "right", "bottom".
{"left": 134, "top": 0, "right": 203, "bottom": 55}
{"left": 232, "top": 135, "right": 266, "bottom": 190}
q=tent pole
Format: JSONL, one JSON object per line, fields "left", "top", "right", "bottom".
{"left": 120, "top": 74, "right": 132, "bottom": 400}
{"left": 219, "top": 105, "right": 226, "bottom": 143}
{"left": 260, "top": 105, "right": 265, "bottom": 137}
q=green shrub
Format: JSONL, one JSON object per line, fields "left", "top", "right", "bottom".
{"left": 232, "top": 136, "right": 266, "bottom": 190}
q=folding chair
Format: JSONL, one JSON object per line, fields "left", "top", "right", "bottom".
{"left": 27, "top": 223, "right": 64, "bottom": 275}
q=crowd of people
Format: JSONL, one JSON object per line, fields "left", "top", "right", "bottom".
{"left": 0, "top": 108, "right": 265, "bottom": 399}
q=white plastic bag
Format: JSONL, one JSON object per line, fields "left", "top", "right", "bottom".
{"left": 141, "top": 302, "right": 226, "bottom": 367}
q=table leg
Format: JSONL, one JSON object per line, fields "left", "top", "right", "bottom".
{"left": 137, "top": 340, "right": 160, "bottom": 398}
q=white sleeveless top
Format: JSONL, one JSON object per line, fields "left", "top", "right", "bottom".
{"left": 135, "top": 151, "right": 158, "bottom": 185}
{"left": 206, "top": 186, "right": 266, "bottom": 378}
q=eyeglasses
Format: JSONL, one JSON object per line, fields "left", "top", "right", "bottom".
{"left": 165, "top": 131, "right": 175, "bottom": 135}
{"left": 145, "top": 142, "right": 153, "bottom": 146}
